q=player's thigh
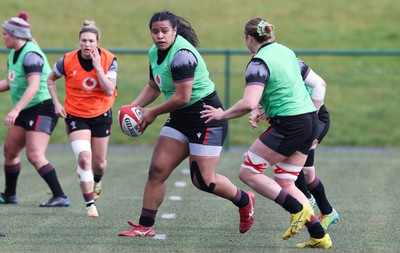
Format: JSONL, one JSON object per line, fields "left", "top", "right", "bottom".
{"left": 189, "top": 155, "right": 220, "bottom": 181}
{"left": 249, "top": 138, "right": 286, "bottom": 166}
{"left": 68, "top": 129, "right": 92, "bottom": 142}
{"left": 4, "top": 125, "right": 25, "bottom": 160}
{"left": 91, "top": 136, "right": 109, "bottom": 163}
{"left": 282, "top": 151, "right": 308, "bottom": 167}
{"left": 25, "top": 131, "right": 50, "bottom": 156}
{"left": 149, "top": 136, "right": 189, "bottom": 177}
{"left": 25, "top": 131, "right": 51, "bottom": 167}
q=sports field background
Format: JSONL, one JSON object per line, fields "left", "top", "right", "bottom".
{"left": 1, "top": 147, "right": 399, "bottom": 252}
{"left": 0, "top": 0, "right": 399, "bottom": 252}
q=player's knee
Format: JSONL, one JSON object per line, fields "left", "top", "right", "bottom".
{"left": 93, "top": 159, "right": 107, "bottom": 172}
{"left": 241, "top": 151, "right": 270, "bottom": 174}
{"left": 275, "top": 176, "right": 296, "bottom": 189}
{"left": 3, "top": 146, "right": 13, "bottom": 161}
{"left": 302, "top": 166, "right": 315, "bottom": 183}
{"left": 190, "top": 161, "right": 215, "bottom": 193}
{"left": 77, "top": 152, "right": 92, "bottom": 169}
{"left": 238, "top": 166, "right": 254, "bottom": 185}
{"left": 71, "top": 140, "right": 91, "bottom": 160}
{"left": 147, "top": 161, "right": 168, "bottom": 181}
{"left": 26, "top": 152, "right": 43, "bottom": 168}
{"left": 274, "top": 162, "right": 302, "bottom": 181}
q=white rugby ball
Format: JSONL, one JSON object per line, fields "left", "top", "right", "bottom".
{"left": 118, "top": 105, "right": 143, "bottom": 137}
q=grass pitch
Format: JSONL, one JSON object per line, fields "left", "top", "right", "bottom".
{"left": 0, "top": 146, "right": 399, "bottom": 252}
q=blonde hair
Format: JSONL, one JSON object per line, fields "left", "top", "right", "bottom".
{"left": 79, "top": 20, "right": 100, "bottom": 41}
{"left": 244, "top": 18, "right": 275, "bottom": 43}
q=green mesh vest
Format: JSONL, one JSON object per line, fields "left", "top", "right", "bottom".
{"left": 7, "top": 41, "right": 52, "bottom": 108}
{"left": 253, "top": 42, "right": 316, "bottom": 118}
{"left": 148, "top": 35, "right": 214, "bottom": 108}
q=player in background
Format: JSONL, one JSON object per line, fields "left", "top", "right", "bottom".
{"left": 0, "top": 11, "right": 70, "bottom": 207}
{"left": 201, "top": 17, "right": 332, "bottom": 248}
{"left": 294, "top": 59, "right": 339, "bottom": 230}
{"left": 118, "top": 10, "right": 255, "bottom": 237}
{"left": 47, "top": 20, "right": 117, "bottom": 218}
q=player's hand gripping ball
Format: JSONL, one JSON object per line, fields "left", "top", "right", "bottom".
{"left": 118, "top": 105, "right": 144, "bottom": 137}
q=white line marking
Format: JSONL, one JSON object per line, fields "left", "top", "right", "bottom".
{"left": 154, "top": 234, "right": 167, "bottom": 240}
{"left": 161, "top": 213, "right": 176, "bottom": 219}
{"left": 181, "top": 168, "right": 190, "bottom": 174}
{"left": 174, "top": 181, "right": 187, "bottom": 187}
{"left": 169, "top": 196, "right": 182, "bottom": 201}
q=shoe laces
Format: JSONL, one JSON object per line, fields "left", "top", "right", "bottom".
{"left": 46, "top": 196, "right": 56, "bottom": 202}
{"left": 127, "top": 221, "right": 148, "bottom": 229}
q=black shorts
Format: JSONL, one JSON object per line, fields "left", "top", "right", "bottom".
{"left": 164, "top": 91, "right": 228, "bottom": 146}
{"left": 259, "top": 112, "right": 318, "bottom": 157}
{"left": 316, "top": 105, "right": 330, "bottom": 143}
{"left": 14, "top": 99, "right": 58, "bottom": 135}
{"left": 65, "top": 109, "right": 113, "bottom": 138}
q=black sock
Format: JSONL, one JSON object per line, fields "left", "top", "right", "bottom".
{"left": 94, "top": 173, "right": 103, "bottom": 183}
{"left": 295, "top": 170, "right": 311, "bottom": 198}
{"left": 4, "top": 163, "right": 21, "bottom": 196}
{"left": 38, "top": 163, "right": 65, "bottom": 197}
{"left": 305, "top": 216, "right": 325, "bottom": 239}
{"left": 84, "top": 193, "right": 94, "bottom": 206}
{"left": 139, "top": 208, "right": 158, "bottom": 227}
{"left": 231, "top": 188, "right": 249, "bottom": 208}
{"left": 274, "top": 189, "right": 303, "bottom": 213}
{"left": 308, "top": 176, "right": 332, "bottom": 215}
{"left": 86, "top": 202, "right": 95, "bottom": 207}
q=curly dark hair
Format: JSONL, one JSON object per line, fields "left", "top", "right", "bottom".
{"left": 149, "top": 10, "right": 199, "bottom": 48}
